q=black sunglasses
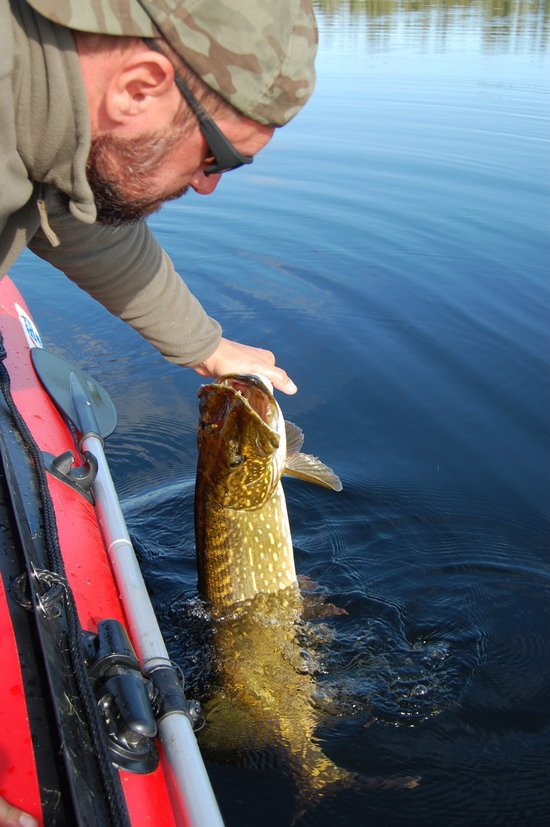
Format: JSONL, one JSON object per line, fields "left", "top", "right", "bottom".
{"left": 144, "top": 39, "right": 253, "bottom": 176}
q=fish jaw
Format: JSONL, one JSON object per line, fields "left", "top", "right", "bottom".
{"left": 196, "top": 375, "right": 285, "bottom": 510}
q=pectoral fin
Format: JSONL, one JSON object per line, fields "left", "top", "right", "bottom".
{"left": 285, "top": 421, "right": 305, "bottom": 454}
{"left": 284, "top": 452, "right": 343, "bottom": 491}
{"left": 284, "top": 420, "right": 342, "bottom": 491}
{"left": 284, "top": 421, "right": 342, "bottom": 491}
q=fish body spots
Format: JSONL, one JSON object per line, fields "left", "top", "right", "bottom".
{"left": 195, "top": 483, "right": 297, "bottom": 608}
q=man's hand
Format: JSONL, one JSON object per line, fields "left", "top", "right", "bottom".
{"left": 192, "top": 338, "right": 297, "bottom": 395}
{"left": 0, "top": 796, "right": 37, "bottom": 827}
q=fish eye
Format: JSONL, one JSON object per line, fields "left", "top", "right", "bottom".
{"left": 200, "top": 421, "right": 219, "bottom": 431}
{"left": 229, "top": 455, "right": 244, "bottom": 468}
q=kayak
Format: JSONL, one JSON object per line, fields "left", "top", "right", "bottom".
{"left": 0, "top": 274, "right": 223, "bottom": 827}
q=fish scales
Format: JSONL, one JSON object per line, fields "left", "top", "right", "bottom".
{"left": 195, "top": 484, "right": 296, "bottom": 606}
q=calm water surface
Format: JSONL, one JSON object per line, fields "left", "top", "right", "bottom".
{"left": 10, "top": 1, "right": 550, "bottom": 824}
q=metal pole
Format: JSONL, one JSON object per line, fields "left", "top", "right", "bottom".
{"left": 82, "top": 434, "right": 224, "bottom": 827}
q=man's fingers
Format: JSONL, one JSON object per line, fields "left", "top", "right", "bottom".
{"left": 257, "top": 365, "right": 298, "bottom": 395}
{"left": 0, "top": 796, "right": 38, "bottom": 827}
{"left": 191, "top": 338, "right": 298, "bottom": 395}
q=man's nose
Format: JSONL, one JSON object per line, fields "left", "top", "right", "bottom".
{"left": 190, "top": 169, "right": 222, "bottom": 195}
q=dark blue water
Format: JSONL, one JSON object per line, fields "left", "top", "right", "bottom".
{"left": 10, "top": 2, "right": 550, "bottom": 824}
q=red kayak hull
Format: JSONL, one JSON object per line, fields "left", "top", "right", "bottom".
{"left": 0, "top": 274, "right": 182, "bottom": 826}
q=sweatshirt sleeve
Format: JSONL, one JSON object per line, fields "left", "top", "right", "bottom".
{"left": 27, "top": 193, "right": 222, "bottom": 367}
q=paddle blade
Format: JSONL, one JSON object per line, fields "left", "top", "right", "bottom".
{"left": 31, "top": 348, "right": 117, "bottom": 439}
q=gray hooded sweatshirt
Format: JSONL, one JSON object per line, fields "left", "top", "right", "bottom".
{"left": 0, "top": 0, "right": 222, "bottom": 366}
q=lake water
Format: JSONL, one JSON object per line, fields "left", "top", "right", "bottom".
{"left": 9, "top": 1, "right": 550, "bottom": 825}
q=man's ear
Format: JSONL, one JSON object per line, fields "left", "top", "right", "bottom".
{"left": 105, "top": 48, "right": 177, "bottom": 125}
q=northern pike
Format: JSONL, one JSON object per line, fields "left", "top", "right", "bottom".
{"left": 195, "top": 373, "right": 341, "bottom": 610}
{"left": 194, "top": 374, "right": 419, "bottom": 804}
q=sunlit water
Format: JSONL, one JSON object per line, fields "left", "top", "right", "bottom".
{"left": 9, "top": 1, "right": 550, "bottom": 824}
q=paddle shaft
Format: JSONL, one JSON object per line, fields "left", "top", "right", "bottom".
{"left": 82, "top": 434, "right": 224, "bottom": 827}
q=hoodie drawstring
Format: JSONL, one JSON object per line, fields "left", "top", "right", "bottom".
{"left": 37, "top": 191, "right": 60, "bottom": 247}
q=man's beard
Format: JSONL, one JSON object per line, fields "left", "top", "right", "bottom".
{"left": 87, "top": 128, "right": 190, "bottom": 226}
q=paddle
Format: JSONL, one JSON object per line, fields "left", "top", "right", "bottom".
{"left": 32, "top": 348, "right": 117, "bottom": 440}
{"left": 31, "top": 348, "right": 223, "bottom": 827}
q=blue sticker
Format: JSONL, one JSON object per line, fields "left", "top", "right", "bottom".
{"left": 15, "top": 303, "right": 43, "bottom": 349}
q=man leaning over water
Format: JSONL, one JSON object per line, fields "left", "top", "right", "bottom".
{"left": 1, "top": 0, "right": 318, "bottom": 393}
{"left": 0, "top": 1, "right": 317, "bottom": 824}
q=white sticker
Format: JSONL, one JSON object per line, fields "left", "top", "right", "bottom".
{"left": 15, "top": 302, "right": 43, "bottom": 349}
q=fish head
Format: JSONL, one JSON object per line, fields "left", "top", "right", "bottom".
{"left": 197, "top": 375, "right": 286, "bottom": 509}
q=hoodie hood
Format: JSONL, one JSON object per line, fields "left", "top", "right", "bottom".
{"left": 10, "top": 0, "right": 96, "bottom": 224}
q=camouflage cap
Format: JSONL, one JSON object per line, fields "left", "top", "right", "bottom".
{"left": 26, "top": 0, "right": 318, "bottom": 126}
